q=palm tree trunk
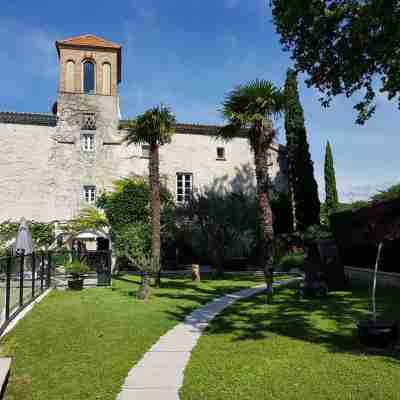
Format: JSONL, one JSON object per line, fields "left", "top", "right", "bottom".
{"left": 149, "top": 143, "right": 161, "bottom": 288}
{"left": 254, "top": 123, "right": 275, "bottom": 278}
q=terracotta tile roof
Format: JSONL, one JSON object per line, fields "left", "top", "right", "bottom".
{"left": 56, "top": 34, "right": 122, "bottom": 83}
{"left": 56, "top": 34, "right": 121, "bottom": 50}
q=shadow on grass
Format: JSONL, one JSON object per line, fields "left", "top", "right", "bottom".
{"left": 192, "top": 282, "right": 400, "bottom": 363}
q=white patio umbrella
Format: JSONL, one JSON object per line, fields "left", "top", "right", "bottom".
{"left": 14, "top": 218, "right": 33, "bottom": 256}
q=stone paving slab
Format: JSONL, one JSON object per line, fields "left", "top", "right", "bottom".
{"left": 116, "top": 278, "right": 301, "bottom": 400}
{"left": 117, "top": 388, "right": 179, "bottom": 400}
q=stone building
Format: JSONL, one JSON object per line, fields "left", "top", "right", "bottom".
{"left": 0, "top": 35, "right": 287, "bottom": 235}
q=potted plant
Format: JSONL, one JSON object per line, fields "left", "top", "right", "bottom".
{"left": 357, "top": 241, "right": 398, "bottom": 348}
{"left": 350, "top": 200, "right": 400, "bottom": 349}
{"left": 64, "top": 260, "right": 90, "bottom": 290}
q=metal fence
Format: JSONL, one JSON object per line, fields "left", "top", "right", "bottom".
{"left": 0, "top": 250, "right": 112, "bottom": 335}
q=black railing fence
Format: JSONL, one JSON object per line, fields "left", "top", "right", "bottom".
{"left": 0, "top": 250, "right": 111, "bottom": 335}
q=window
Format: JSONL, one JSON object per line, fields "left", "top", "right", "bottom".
{"left": 102, "top": 63, "right": 111, "bottom": 95}
{"left": 176, "top": 173, "right": 193, "bottom": 204}
{"left": 82, "top": 113, "right": 96, "bottom": 130}
{"left": 66, "top": 60, "right": 75, "bottom": 92}
{"left": 84, "top": 186, "right": 96, "bottom": 204}
{"left": 82, "top": 133, "right": 95, "bottom": 152}
{"left": 141, "top": 145, "right": 150, "bottom": 158}
{"left": 217, "top": 147, "right": 226, "bottom": 160}
{"left": 83, "top": 60, "right": 95, "bottom": 94}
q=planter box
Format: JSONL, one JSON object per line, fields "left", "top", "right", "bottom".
{"left": 67, "top": 278, "right": 84, "bottom": 291}
{"left": 357, "top": 320, "right": 398, "bottom": 348}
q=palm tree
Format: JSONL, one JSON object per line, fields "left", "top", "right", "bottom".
{"left": 124, "top": 105, "right": 176, "bottom": 298}
{"left": 217, "top": 79, "right": 284, "bottom": 276}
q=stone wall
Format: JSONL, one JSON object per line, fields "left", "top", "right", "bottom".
{"left": 344, "top": 266, "right": 400, "bottom": 288}
{"left": 0, "top": 116, "right": 288, "bottom": 223}
{"left": 0, "top": 123, "right": 55, "bottom": 221}
{"left": 116, "top": 131, "right": 287, "bottom": 198}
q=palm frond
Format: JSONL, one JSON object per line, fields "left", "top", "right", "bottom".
{"left": 123, "top": 105, "right": 176, "bottom": 147}
{"left": 215, "top": 123, "right": 243, "bottom": 142}
{"left": 222, "top": 79, "right": 284, "bottom": 123}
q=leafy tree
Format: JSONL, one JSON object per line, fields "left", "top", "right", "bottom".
{"left": 63, "top": 207, "right": 109, "bottom": 236}
{"left": 30, "top": 223, "right": 56, "bottom": 250}
{"left": 179, "top": 190, "right": 258, "bottom": 276}
{"left": 271, "top": 0, "right": 400, "bottom": 124}
{"left": 217, "top": 79, "right": 285, "bottom": 274}
{"left": 0, "top": 221, "right": 55, "bottom": 253}
{"left": 371, "top": 183, "right": 400, "bottom": 202}
{"left": 324, "top": 141, "right": 339, "bottom": 216}
{"left": 113, "top": 223, "right": 154, "bottom": 300}
{"left": 123, "top": 106, "right": 176, "bottom": 297}
{"left": 284, "top": 69, "right": 320, "bottom": 230}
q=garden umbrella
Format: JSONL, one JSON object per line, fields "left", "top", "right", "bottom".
{"left": 14, "top": 218, "right": 33, "bottom": 255}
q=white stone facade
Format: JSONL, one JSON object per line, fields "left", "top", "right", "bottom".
{"left": 0, "top": 34, "right": 287, "bottom": 224}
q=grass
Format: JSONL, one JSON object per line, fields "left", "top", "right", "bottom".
{"left": 1, "top": 274, "right": 264, "bottom": 400}
{"left": 180, "top": 282, "right": 400, "bottom": 400}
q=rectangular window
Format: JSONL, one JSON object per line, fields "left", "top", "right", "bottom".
{"left": 176, "top": 173, "right": 193, "bottom": 204}
{"left": 82, "top": 133, "right": 95, "bottom": 152}
{"left": 217, "top": 147, "right": 226, "bottom": 160}
{"left": 84, "top": 186, "right": 96, "bottom": 204}
{"left": 142, "top": 145, "right": 150, "bottom": 158}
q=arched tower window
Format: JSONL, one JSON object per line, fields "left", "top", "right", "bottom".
{"left": 65, "top": 60, "right": 75, "bottom": 92}
{"left": 83, "top": 60, "right": 95, "bottom": 94}
{"left": 102, "top": 63, "right": 111, "bottom": 95}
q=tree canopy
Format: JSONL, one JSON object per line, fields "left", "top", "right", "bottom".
{"left": 271, "top": 0, "right": 400, "bottom": 124}
{"left": 324, "top": 141, "right": 339, "bottom": 215}
{"left": 284, "top": 69, "right": 320, "bottom": 230}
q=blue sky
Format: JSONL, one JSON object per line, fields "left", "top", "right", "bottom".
{"left": 1, "top": 0, "right": 399, "bottom": 202}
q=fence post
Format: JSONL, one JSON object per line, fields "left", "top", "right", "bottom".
{"left": 46, "top": 251, "right": 52, "bottom": 288}
{"left": 5, "top": 257, "right": 11, "bottom": 321}
{"left": 19, "top": 251, "right": 25, "bottom": 308}
{"left": 40, "top": 252, "right": 45, "bottom": 292}
{"left": 31, "top": 252, "right": 36, "bottom": 299}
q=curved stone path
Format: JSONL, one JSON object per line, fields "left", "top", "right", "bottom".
{"left": 116, "top": 278, "right": 299, "bottom": 400}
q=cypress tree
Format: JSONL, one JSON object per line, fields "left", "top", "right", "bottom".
{"left": 324, "top": 140, "right": 339, "bottom": 214}
{"left": 284, "top": 69, "right": 320, "bottom": 231}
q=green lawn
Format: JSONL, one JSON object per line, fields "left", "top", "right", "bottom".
{"left": 1, "top": 274, "right": 264, "bottom": 400}
{"left": 180, "top": 282, "right": 400, "bottom": 400}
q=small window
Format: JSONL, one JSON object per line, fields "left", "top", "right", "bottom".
{"left": 217, "top": 147, "right": 226, "bottom": 160}
{"left": 82, "top": 133, "right": 95, "bottom": 152}
{"left": 141, "top": 145, "right": 150, "bottom": 158}
{"left": 83, "top": 60, "right": 95, "bottom": 94}
{"left": 82, "top": 113, "right": 96, "bottom": 130}
{"left": 176, "top": 173, "right": 193, "bottom": 204}
{"left": 84, "top": 186, "right": 96, "bottom": 204}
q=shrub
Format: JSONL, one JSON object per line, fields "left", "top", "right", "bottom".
{"left": 97, "top": 176, "right": 174, "bottom": 233}
{"left": 113, "top": 223, "right": 153, "bottom": 273}
{"left": 64, "top": 261, "right": 90, "bottom": 278}
{"left": 278, "top": 251, "right": 306, "bottom": 271}
{"left": 177, "top": 190, "right": 258, "bottom": 274}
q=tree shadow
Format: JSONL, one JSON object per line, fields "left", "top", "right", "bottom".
{"left": 197, "top": 283, "right": 400, "bottom": 363}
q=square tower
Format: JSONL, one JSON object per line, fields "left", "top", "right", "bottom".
{"left": 50, "top": 35, "right": 123, "bottom": 220}
{"left": 56, "top": 34, "right": 121, "bottom": 97}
